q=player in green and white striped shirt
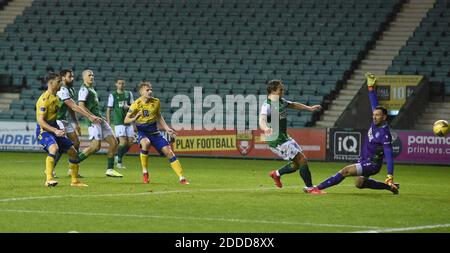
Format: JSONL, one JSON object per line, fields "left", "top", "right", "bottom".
{"left": 55, "top": 69, "right": 102, "bottom": 178}
{"left": 77, "top": 69, "right": 122, "bottom": 177}
{"left": 106, "top": 79, "right": 135, "bottom": 169}
{"left": 259, "top": 80, "right": 325, "bottom": 194}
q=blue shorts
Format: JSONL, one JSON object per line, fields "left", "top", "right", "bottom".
{"left": 37, "top": 131, "right": 73, "bottom": 154}
{"left": 356, "top": 160, "right": 381, "bottom": 177}
{"left": 138, "top": 131, "right": 169, "bottom": 155}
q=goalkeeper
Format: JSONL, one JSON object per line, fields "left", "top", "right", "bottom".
{"left": 307, "top": 73, "right": 399, "bottom": 194}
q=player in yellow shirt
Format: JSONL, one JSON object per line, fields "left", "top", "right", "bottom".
{"left": 124, "top": 81, "right": 189, "bottom": 184}
{"left": 35, "top": 72, "right": 87, "bottom": 187}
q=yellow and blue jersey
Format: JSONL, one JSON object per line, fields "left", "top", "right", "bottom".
{"left": 35, "top": 90, "right": 73, "bottom": 153}
{"left": 128, "top": 97, "right": 161, "bottom": 134}
{"left": 36, "top": 90, "right": 61, "bottom": 135}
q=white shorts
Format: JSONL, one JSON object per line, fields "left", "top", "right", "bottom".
{"left": 57, "top": 120, "right": 75, "bottom": 134}
{"left": 114, "top": 125, "right": 135, "bottom": 138}
{"left": 269, "top": 139, "right": 303, "bottom": 161}
{"left": 88, "top": 121, "right": 114, "bottom": 140}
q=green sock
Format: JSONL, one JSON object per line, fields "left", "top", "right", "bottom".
{"left": 299, "top": 164, "right": 313, "bottom": 187}
{"left": 277, "top": 162, "right": 296, "bottom": 176}
{"left": 78, "top": 152, "right": 88, "bottom": 162}
{"left": 107, "top": 157, "right": 114, "bottom": 169}
{"left": 117, "top": 145, "right": 127, "bottom": 163}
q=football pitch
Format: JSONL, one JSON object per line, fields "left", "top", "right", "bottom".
{"left": 0, "top": 152, "right": 449, "bottom": 233}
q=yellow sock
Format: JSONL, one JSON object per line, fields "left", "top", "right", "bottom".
{"left": 45, "top": 155, "right": 55, "bottom": 181}
{"left": 140, "top": 152, "right": 148, "bottom": 173}
{"left": 170, "top": 159, "right": 184, "bottom": 178}
{"left": 69, "top": 162, "right": 79, "bottom": 183}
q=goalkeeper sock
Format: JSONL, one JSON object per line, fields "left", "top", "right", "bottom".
{"left": 45, "top": 154, "right": 56, "bottom": 181}
{"left": 140, "top": 150, "right": 148, "bottom": 173}
{"left": 169, "top": 156, "right": 184, "bottom": 179}
{"left": 299, "top": 164, "right": 313, "bottom": 187}
{"left": 277, "top": 162, "right": 296, "bottom": 176}
{"left": 361, "top": 178, "right": 391, "bottom": 190}
{"left": 317, "top": 173, "right": 345, "bottom": 190}
{"left": 69, "top": 159, "right": 80, "bottom": 183}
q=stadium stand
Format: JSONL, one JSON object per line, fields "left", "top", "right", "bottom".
{"left": 387, "top": 0, "right": 450, "bottom": 96}
{"left": 0, "top": 0, "right": 401, "bottom": 127}
{"left": 383, "top": 0, "right": 450, "bottom": 130}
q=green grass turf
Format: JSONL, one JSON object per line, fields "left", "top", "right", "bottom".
{"left": 0, "top": 151, "right": 449, "bottom": 233}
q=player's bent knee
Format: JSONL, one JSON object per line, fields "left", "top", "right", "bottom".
{"left": 128, "top": 138, "right": 134, "bottom": 145}
{"left": 355, "top": 178, "right": 365, "bottom": 189}
{"left": 91, "top": 142, "right": 101, "bottom": 152}
{"left": 295, "top": 152, "right": 307, "bottom": 164}
{"left": 340, "top": 165, "right": 358, "bottom": 177}
{"left": 339, "top": 168, "right": 351, "bottom": 177}
{"left": 110, "top": 141, "right": 118, "bottom": 149}
{"left": 162, "top": 146, "right": 175, "bottom": 158}
{"left": 109, "top": 138, "right": 118, "bottom": 147}
{"left": 140, "top": 140, "right": 150, "bottom": 149}
{"left": 48, "top": 144, "right": 59, "bottom": 155}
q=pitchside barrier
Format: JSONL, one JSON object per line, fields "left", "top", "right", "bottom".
{"left": 326, "top": 128, "right": 450, "bottom": 165}
{"left": 1, "top": 120, "right": 449, "bottom": 165}
{"left": 144, "top": 128, "right": 327, "bottom": 160}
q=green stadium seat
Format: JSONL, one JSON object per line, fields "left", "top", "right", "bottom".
{"left": 0, "top": 0, "right": 402, "bottom": 127}
{"left": 25, "top": 109, "right": 36, "bottom": 120}
{"left": 0, "top": 111, "right": 12, "bottom": 120}
{"left": 23, "top": 100, "right": 36, "bottom": 110}
{"left": 302, "top": 85, "right": 317, "bottom": 96}
{"left": 317, "top": 85, "right": 334, "bottom": 96}
{"left": 9, "top": 99, "right": 24, "bottom": 110}
{"left": 11, "top": 109, "right": 27, "bottom": 120}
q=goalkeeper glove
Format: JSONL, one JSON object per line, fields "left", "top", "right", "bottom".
{"left": 385, "top": 174, "right": 394, "bottom": 186}
{"left": 365, "top": 72, "right": 377, "bottom": 87}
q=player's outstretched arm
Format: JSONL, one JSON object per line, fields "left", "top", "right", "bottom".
{"left": 78, "top": 101, "right": 93, "bottom": 116}
{"left": 36, "top": 114, "right": 64, "bottom": 137}
{"left": 365, "top": 72, "right": 379, "bottom": 111}
{"left": 287, "top": 102, "right": 322, "bottom": 112}
{"left": 66, "top": 99, "right": 101, "bottom": 124}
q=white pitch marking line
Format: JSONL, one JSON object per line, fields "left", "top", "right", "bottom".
{"left": 0, "top": 208, "right": 381, "bottom": 230}
{"left": 0, "top": 186, "right": 300, "bottom": 202}
{"left": 0, "top": 183, "right": 400, "bottom": 203}
{"left": 0, "top": 185, "right": 344, "bottom": 203}
{"left": 352, "top": 224, "right": 450, "bottom": 233}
